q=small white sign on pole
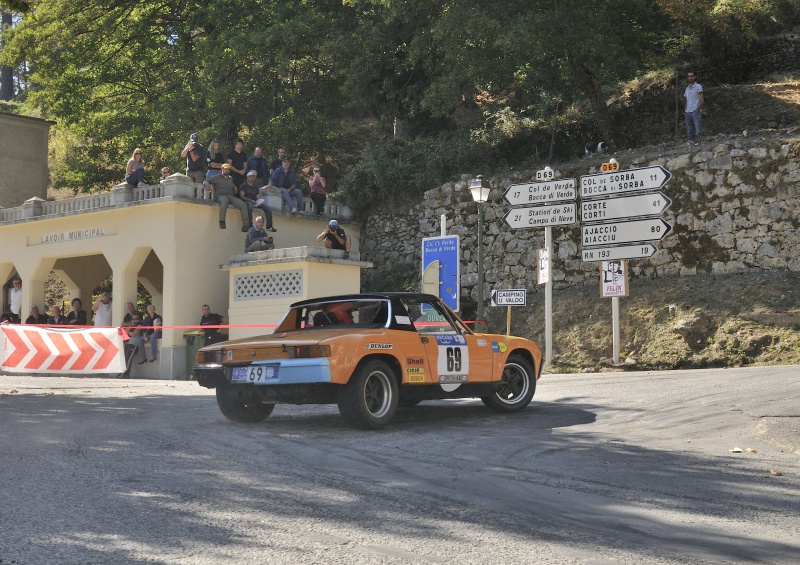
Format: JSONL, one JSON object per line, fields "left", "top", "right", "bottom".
{"left": 600, "top": 260, "right": 629, "bottom": 298}
{"left": 537, "top": 248, "right": 549, "bottom": 284}
{"left": 490, "top": 289, "right": 527, "bottom": 307}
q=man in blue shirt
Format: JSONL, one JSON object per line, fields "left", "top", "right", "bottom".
{"left": 246, "top": 146, "right": 270, "bottom": 187}
{"left": 270, "top": 158, "right": 303, "bottom": 213}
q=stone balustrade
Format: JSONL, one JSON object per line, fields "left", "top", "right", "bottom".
{"left": 0, "top": 173, "right": 351, "bottom": 224}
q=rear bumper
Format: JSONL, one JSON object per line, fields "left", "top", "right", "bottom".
{"left": 194, "top": 358, "right": 332, "bottom": 389}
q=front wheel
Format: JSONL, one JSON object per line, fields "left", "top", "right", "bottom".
{"left": 216, "top": 385, "right": 275, "bottom": 423}
{"left": 481, "top": 354, "right": 536, "bottom": 413}
{"left": 338, "top": 359, "right": 399, "bottom": 429}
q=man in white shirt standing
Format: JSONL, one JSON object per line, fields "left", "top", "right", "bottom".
{"left": 93, "top": 292, "right": 113, "bottom": 326}
{"left": 9, "top": 277, "right": 22, "bottom": 323}
{"left": 684, "top": 71, "right": 704, "bottom": 146}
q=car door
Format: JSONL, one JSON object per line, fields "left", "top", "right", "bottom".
{"left": 406, "top": 298, "right": 493, "bottom": 388}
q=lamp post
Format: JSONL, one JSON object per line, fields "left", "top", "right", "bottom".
{"left": 469, "top": 175, "right": 491, "bottom": 327}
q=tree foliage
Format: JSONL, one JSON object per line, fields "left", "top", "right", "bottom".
{"left": 1, "top": 0, "right": 798, "bottom": 199}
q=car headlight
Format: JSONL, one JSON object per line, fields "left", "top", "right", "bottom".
{"left": 285, "top": 345, "right": 331, "bottom": 358}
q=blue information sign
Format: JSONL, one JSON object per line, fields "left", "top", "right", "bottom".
{"left": 421, "top": 236, "right": 460, "bottom": 311}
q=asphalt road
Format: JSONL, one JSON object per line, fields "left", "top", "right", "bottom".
{"left": 1, "top": 366, "right": 798, "bottom": 564}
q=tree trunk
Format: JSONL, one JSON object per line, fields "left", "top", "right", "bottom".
{"left": 563, "top": 47, "right": 613, "bottom": 144}
{"left": 1, "top": 12, "right": 13, "bottom": 101}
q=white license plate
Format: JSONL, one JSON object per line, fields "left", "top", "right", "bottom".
{"left": 231, "top": 365, "right": 279, "bottom": 384}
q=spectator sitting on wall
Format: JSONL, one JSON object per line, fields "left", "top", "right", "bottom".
{"left": 66, "top": 298, "right": 87, "bottom": 326}
{"left": 240, "top": 170, "right": 276, "bottom": 232}
{"left": 47, "top": 305, "right": 67, "bottom": 325}
{"left": 270, "top": 158, "right": 303, "bottom": 213}
{"left": 269, "top": 148, "right": 287, "bottom": 177}
{"left": 181, "top": 133, "right": 205, "bottom": 184}
{"left": 245, "top": 216, "right": 275, "bottom": 252}
{"left": 130, "top": 304, "right": 162, "bottom": 363}
{"left": 127, "top": 312, "right": 148, "bottom": 365}
{"left": 200, "top": 304, "right": 224, "bottom": 346}
{"left": 203, "top": 163, "right": 251, "bottom": 231}
{"left": 25, "top": 306, "right": 47, "bottom": 324}
{"left": 122, "top": 302, "right": 142, "bottom": 327}
{"left": 125, "top": 148, "right": 145, "bottom": 187}
{"left": 316, "top": 219, "right": 350, "bottom": 259}
{"left": 205, "top": 138, "right": 224, "bottom": 181}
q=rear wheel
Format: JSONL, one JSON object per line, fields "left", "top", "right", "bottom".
{"left": 215, "top": 385, "right": 275, "bottom": 423}
{"left": 481, "top": 354, "right": 536, "bottom": 413}
{"left": 338, "top": 360, "right": 399, "bottom": 429}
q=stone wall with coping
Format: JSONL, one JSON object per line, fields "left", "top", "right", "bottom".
{"left": 360, "top": 133, "right": 800, "bottom": 308}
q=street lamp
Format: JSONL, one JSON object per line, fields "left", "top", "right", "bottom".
{"left": 469, "top": 175, "right": 491, "bottom": 327}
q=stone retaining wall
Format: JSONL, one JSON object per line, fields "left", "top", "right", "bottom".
{"left": 360, "top": 133, "right": 800, "bottom": 312}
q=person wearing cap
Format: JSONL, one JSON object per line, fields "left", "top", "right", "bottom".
{"left": 92, "top": 291, "right": 113, "bottom": 326}
{"left": 316, "top": 219, "right": 350, "bottom": 259}
{"left": 181, "top": 133, "right": 206, "bottom": 183}
{"left": 239, "top": 170, "right": 276, "bottom": 232}
{"left": 203, "top": 163, "right": 251, "bottom": 231}
{"left": 269, "top": 157, "right": 303, "bottom": 213}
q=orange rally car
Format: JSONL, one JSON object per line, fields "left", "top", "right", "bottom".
{"left": 194, "top": 293, "right": 543, "bottom": 429}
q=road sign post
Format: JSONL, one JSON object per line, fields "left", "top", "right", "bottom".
{"left": 491, "top": 289, "right": 527, "bottom": 336}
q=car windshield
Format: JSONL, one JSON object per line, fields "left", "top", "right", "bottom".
{"left": 285, "top": 299, "right": 390, "bottom": 330}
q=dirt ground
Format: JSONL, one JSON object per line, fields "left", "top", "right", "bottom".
{"left": 505, "top": 270, "right": 800, "bottom": 373}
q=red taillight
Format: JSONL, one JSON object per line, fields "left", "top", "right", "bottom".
{"left": 286, "top": 345, "right": 331, "bottom": 358}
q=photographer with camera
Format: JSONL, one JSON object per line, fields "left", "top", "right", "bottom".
{"left": 316, "top": 219, "right": 350, "bottom": 259}
{"left": 180, "top": 133, "right": 205, "bottom": 184}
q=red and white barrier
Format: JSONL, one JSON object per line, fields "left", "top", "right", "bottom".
{"left": 0, "top": 326, "right": 125, "bottom": 374}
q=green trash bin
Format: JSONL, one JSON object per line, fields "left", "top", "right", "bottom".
{"left": 184, "top": 330, "right": 205, "bottom": 379}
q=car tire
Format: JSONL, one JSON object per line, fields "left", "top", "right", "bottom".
{"left": 216, "top": 385, "right": 275, "bottom": 423}
{"left": 481, "top": 354, "right": 536, "bottom": 413}
{"left": 338, "top": 359, "right": 399, "bottom": 429}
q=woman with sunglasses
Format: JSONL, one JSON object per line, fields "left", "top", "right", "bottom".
{"left": 125, "top": 148, "right": 145, "bottom": 187}
{"left": 308, "top": 165, "right": 327, "bottom": 215}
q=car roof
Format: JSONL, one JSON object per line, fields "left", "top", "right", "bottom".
{"left": 290, "top": 293, "right": 441, "bottom": 308}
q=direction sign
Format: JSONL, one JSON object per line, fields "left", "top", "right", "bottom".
{"left": 582, "top": 218, "right": 672, "bottom": 247}
{"left": 491, "top": 289, "right": 527, "bottom": 307}
{"left": 422, "top": 236, "right": 460, "bottom": 311}
{"left": 580, "top": 192, "right": 672, "bottom": 222}
{"left": 580, "top": 166, "right": 672, "bottom": 198}
{"left": 502, "top": 202, "right": 577, "bottom": 229}
{"left": 581, "top": 243, "right": 658, "bottom": 262}
{"left": 503, "top": 178, "right": 576, "bottom": 206}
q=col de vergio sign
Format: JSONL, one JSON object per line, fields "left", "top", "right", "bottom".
{"left": 503, "top": 178, "right": 577, "bottom": 206}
